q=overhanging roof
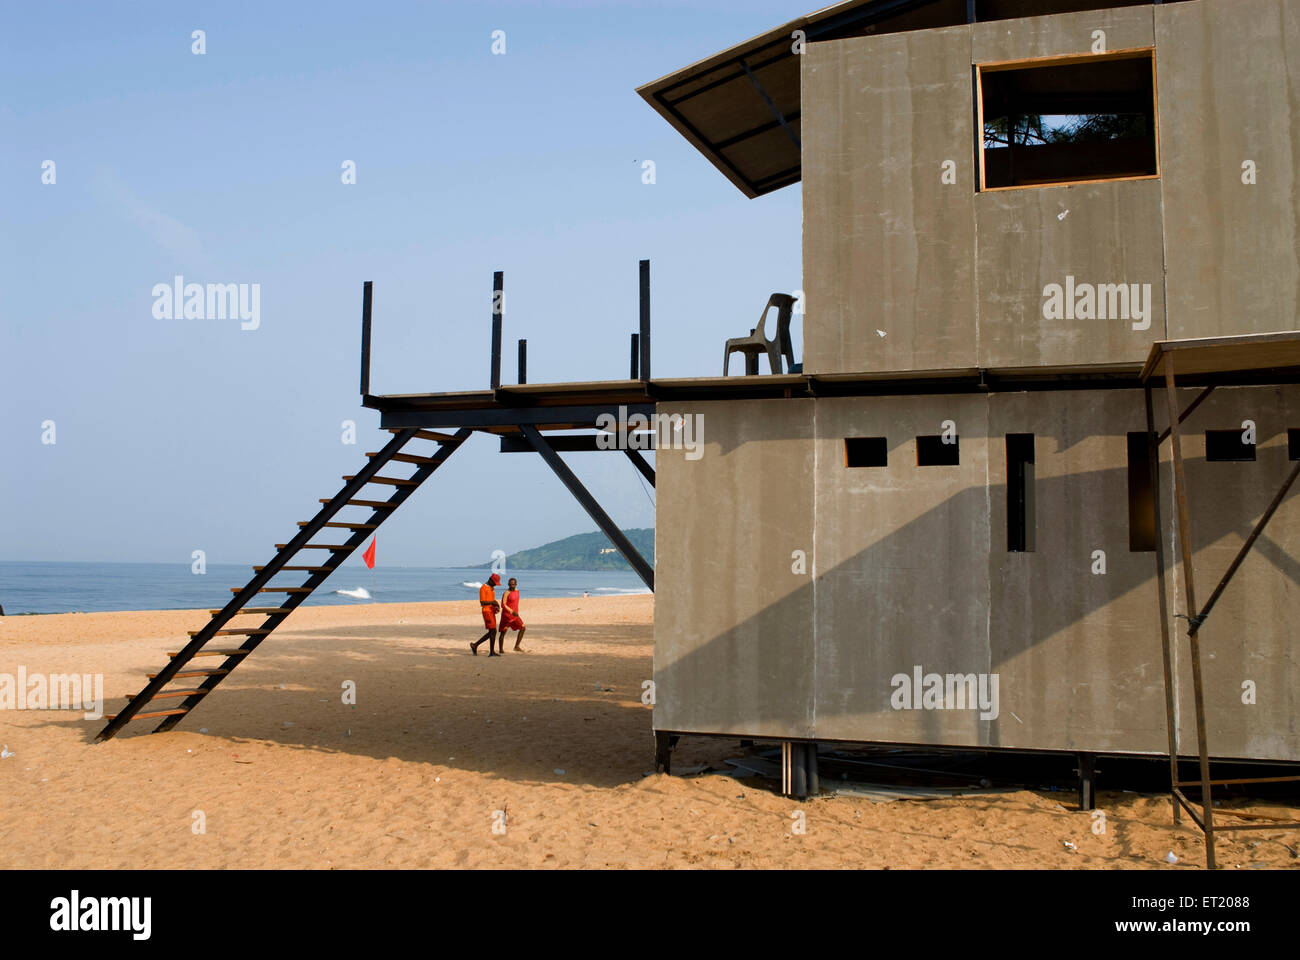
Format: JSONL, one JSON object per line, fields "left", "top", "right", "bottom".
{"left": 635, "top": 0, "right": 959, "bottom": 198}
{"left": 1142, "top": 332, "right": 1300, "bottom": 382}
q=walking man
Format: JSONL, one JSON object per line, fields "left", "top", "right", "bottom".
{"left": 471, "top": 573, "right": 501, "bottom": 656}
{"left": 497, "top": 577, "right": 527, "bottom": 652}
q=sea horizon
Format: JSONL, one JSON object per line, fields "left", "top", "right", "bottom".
{"left": 0, "top": 560, "right": 650, "bottom": 616}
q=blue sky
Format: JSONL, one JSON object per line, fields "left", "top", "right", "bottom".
{"left": 1, "top": 0, "right": 805, "bottom": 566}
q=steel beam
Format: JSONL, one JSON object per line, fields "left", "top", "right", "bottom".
{"left": 655, "top": 731, "right": 673, "bottom": 774}
{"left": 1146, "top": 384, "right": 1182, "bottom": 824}
{"left": 1163, "top": 355, "right": 1216, "bottom": 868}
{"left": 639, "top": 260, "right": 651, "bottom": 382}
{"left": 713, "top": 109, "right": 802, "bottom": 150}
{"left": 662, "top": 44, "right": 789, "bottom": 106}
{"left": 625, "top": 448, "right": 655, "bottom": 488}
{"left": 382, "top": 403, "right": 656, "bottom": 431}
{"left": 1156, "top": 385, "right": 1215, "bottom": 445}
{"left": 490, "top": 271, "right": 503, "bottom": 390}
{"left": 741, "top": 59, "right": 801, "bottom": 152}
{"left": 1192, "top": 459, "right": 1300, "bottom": 631}
{"left": 519, "top": 424, "right": 654, "bottom": 591}
{"left": 1077, "top": 753, "right": 1096, "bottom": 811}
{"left": 500, "top": 434, "right": 653, "bottom": 454}
{"left": 360, "top": 281, "right": 373, "bottom": 397}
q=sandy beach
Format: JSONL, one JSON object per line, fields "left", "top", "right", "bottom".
{"left": 0, "top": 595, "right": 1295, "bottom": 870}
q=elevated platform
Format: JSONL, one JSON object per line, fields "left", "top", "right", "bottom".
{"left": 364, "top": 352, "right": 1300, "bottom": 430}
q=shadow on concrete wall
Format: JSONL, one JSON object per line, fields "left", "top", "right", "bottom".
{"left": 655, "top": 439, "right": 1300, "bottom": 757}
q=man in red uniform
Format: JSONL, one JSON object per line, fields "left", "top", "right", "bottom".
{"left": 471, "top": 573, "right": 501, "bottom": 656}
{"left": 497, "top": 577, "right": 527, "bottom": 652}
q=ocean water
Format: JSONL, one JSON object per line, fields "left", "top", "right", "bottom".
{"left": 0, "top": 562, "right": 649, "bottom": 615}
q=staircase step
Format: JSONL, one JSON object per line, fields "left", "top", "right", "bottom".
{"left": 344, "top": 475, "right": 418, "bottom": 487}
{"left": 252, "top": 566, "right": 331, "bottom": 573}
{"left": 369, "top": 451, "right": 437, "bottom": 466}
{"left": 277, "top": 544, "right": 350, "bottom": 550}
{"left": 149, "top": 669, "right": 230, "bottom": 679}
{"left": 168, "top": 649, "right": 251, "bottom": 658}
{"left": 388, "top": 428, "right": 460, "bottom": 443}
{"left": 211, "top": 607, "right": 290, "bottom": 615}
{"left": 234, "top": 586, "right": 312, "bottom": 594}
{"left": 105, "top": 709, "right": 190, "bottom": 721}
{"left": 126, "top": 689, "right": 207, "bottom": 701}
{"left": 188, "top": 628, "right": 271, "bottom": 637}
{"left": 297, "top": 521, "right": 377, "bottom": 530}
{"left": 323, "top": 498, "right": 395, "bottom": 509}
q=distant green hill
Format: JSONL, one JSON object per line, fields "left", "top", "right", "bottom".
{"left": 473, "top": 529, "right": 654, "bottom": 571}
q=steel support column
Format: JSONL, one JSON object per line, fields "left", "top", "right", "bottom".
{"left": 624, "top": 448, "right": 655, "bottom": 488}
{"left": 1162, "top": 355, "right": 1217, "bottom": 868}
{"left": 360, "top": 281, "right": 373, "bottom": 397}
{"left": 1146, "top": 383, "right": 1182, "bottom": 823}
{"left": 519, "top": 425, "right": 654, "bottom": 591}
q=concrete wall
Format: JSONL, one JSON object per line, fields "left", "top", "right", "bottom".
{"left": 986, "top": 390, "right": 1168, "bottom": 752}
{"left": 1164, "top": 385, "right": 1300, "bottom": 759}
{"left": 811, "top": 395, "right": 993, "bottom": 745}
{"left": 802, "top": 24, "right": 978, "bottom": 375}
{"left": 652, "top": 399, "right": 816, "bottom": 738}
{"left": 1157, "top": 0, "right": 1300, "bottom": 341}
{"left": 801, "top": 0, "right": 1297, "bottom": 376}
{"left": 653, "top": 388, "right": 1300, "bottom": 760}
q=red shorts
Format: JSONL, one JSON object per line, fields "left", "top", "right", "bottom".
{"left": 501, "top": 613, "right": 525, "bottom": 632}
{"left": 481, "top": 606, "right": 497, "bottom": 630}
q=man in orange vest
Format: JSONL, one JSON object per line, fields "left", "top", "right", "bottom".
{"left": 471, "top": 573, "right": 502, "bottom": 656}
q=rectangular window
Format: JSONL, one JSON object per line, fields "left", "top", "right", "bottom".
{"left": 1006, "top": 434, "right": 1035, "bottom": 552}
{"left": 1290, "top": 429, "right": 1300, "bottom": 461}
{"left": 917, "top": 435, "right": 960, "bottom": 466}
{"left": 845, "top": 437, "right": 888, "bottom": 467}
{"left": 1205, "top": 429, "right": 1256, "bottom": 462}
{"left": 977, "top": 50, "right": 1158, "bottom": 190}
{"left": 1127, "top": 432, "right": 1156, "bottom": 552}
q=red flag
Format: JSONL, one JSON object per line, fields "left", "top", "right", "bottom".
{"left": 362, "top": 537, "right": 376, "bottom": 569}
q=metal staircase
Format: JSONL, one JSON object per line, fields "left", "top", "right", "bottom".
{"left": 96, "top": 426, "right": 471, "bottom": 740}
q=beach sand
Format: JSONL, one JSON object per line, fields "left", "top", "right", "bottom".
{"left": 0, "top": 595, "right": 1295, "bottom": 869}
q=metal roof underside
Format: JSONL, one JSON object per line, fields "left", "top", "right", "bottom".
{"left": 635, "top": 0, "right": 968, "bottom": 198}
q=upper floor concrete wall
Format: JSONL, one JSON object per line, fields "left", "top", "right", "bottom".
{"left": 801, "top": 0, "right": 1300, "bottom": 375}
